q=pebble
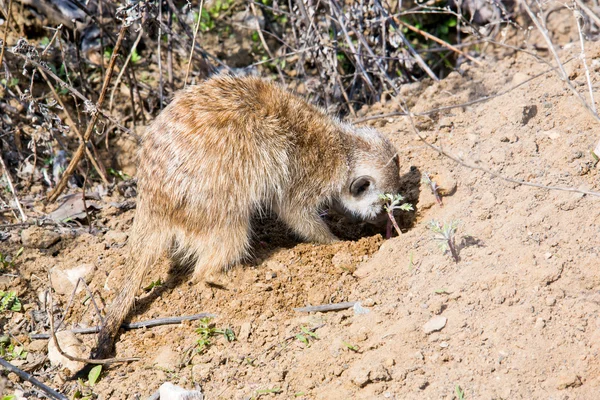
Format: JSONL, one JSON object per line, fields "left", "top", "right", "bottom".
{"left": 535, "top": 317, "right": 546, "bottom": 330}
{"left": 545, "top": 296, "right": 557, "bottom": 306}
{"left": 362, "top": 298, "right": 375, "bottom": 307}
{"left": 49, "top": 264, "right": 96, "bottom": 296}
{"left": 47, "top": 331, "right": 86, "bottom": 373}
{"left": 104, "top": 230, "right": 129, "bottom": 246}
{"left": 238, "top": 322, "right": 252, "bottom": 342}
{"left": 159, "top": 382, "right": 204, "bottom": 400}
{"left": 191, "top": 364, "right": 212, "bottom": 382}
{"left": 423, "top": 316, "right": 447, "bottom": 334}
{"left": 21, "top": 227, "right": 60, "bottom": 249}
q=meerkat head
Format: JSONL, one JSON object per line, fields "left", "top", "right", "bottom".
{"left": 338, "top": 126, "right": 401, "bottom": 222}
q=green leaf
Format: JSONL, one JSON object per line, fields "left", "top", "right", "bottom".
{"left": 296, "top": 334, "right": 308, "bottom": 345}
{"left": 88, "top": 365, "right": 102, "bottom": 386}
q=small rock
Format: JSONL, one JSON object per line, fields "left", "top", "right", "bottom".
{"left": 104, "top": 230, "right": 128, "bottom": 246}
{"left": 416, "top": 378, "right": 429, "bottom": 390}
{"left": 414, "top": 351, "right": 424, "bottom": 360}
{"left": 520, "top": 104, "right": 538, "bottom": 125}
{"left": 28, "top": 340, "right": 48, "bottom": 352}
{"left": 238, "top": 322, "right": 252, "bottom": 342}
{"left": 546, "top": 296, "right": 557, "bottom": 306}
{"left": 347, "top": 365, "right": 371, "bottom": 388}
{"left": 535, "top": 317, "right": 546, "bottom": 330}
{"left": 21, "top": 227, "right": 60, "bottom": 249}
{"left": 556, "top": 373, "right": 582, "bottom": 390}
{"left": 544, "top": 252, "right": 553, "bottom": 260}
{"left": 432, "top": 174, "right": 457, "bottom": 197}
{"left": 152, "top": 345, "right": 179, "bottom": 370}
{"left": 47, "top": 331, "right": 86, "bottom": 373}
{"left": 370, "top": 364, "right": 391, "bottom": 382}
{"left": 332, "top": 251, "right": 354, "bottom": 272}
{"left": 50, "top": 264, "right": 96, "bottom": 296}
{"left": 362, "top": 298, "right": 375, "bottom": 307}
{"left": 423, "top": 316, "right": 447, "bottom": 334}
{"left": 159, "top": 382, "right": 204, "bottom": 400}
{"left": 265, "top": 271, "right": 276, "bottom": 281}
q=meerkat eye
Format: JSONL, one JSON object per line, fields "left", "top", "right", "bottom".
{"left": 350, "top": 175, "right": 374, "bottom": 197}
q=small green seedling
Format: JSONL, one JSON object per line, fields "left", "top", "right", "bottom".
{"left": 2, "top": 395, "right": 17, "bottom": 400}
{"left": 0, "top": 336, "right": 28, "bottom": 361}
{"left": 144, "top": 278, "right": 163, "bottom": 291}
{"left": 0, "top": 291, "right": 22, "bottom": 313}
{"left": 196, "top": 317, "right": 236, "bottom": 353}
{"left": 342, "top": 341, "right": 359, "bottom": 352}
{"left": 455, "top": 384, "right": 465, "bottom": 400}
{"left": 295, "top": 326, "right": 318, "bottom": 347}
{"left": 428, "top": 220, "right": 460, "bottom": 263}
{"left": 254, "top": 388, "right": 282, "bottom": 398}
{"left": 422, "top": 172, "right": 443, "bottom": 207}
{"left": 0, "top": 247, "right": 23, "bottom": 270}
{"left": 379, "top": 193, "right": 413, "bottom": 237}
{"left": 434, "top": 288, "right": 449, "bottom": 295}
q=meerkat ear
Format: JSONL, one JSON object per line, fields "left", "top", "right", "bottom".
{"left": 350, "top": 175, "right": 374, "bottom": 197}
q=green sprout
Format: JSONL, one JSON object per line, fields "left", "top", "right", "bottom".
{"left": 428, "top": 220, "right": 460, "bottom": 263}
{"left": 379, "top": 193, "right": 413, "bottom": 237}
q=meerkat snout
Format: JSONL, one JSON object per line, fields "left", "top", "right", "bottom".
{"left": 93, "top": 75, "right": 402, "bottom": 359}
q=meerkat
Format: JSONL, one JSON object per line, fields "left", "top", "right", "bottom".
{"left": 93, "top": 75, "right": 402, "bottom": 358}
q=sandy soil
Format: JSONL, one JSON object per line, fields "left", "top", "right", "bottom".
{"left": 3, "top": 22, "right": 600, "bottom": 400}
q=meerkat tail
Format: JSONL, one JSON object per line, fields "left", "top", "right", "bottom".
{"left": 93, "top": 227, "right": 166, "bottom": 359}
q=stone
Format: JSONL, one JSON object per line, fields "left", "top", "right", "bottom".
{"left": 159, "top": 382, "right": 204, "bottom": 400}
{"left": 545, "top": 296, "right": 557, "bottom": 306}
{"left": 332, "top": 251, "right": 353, "bottom": 271}
{"left": 347, "top": 365, "right": 371, "bottom": 388}
{"left": 104, "top": 230, "right": 129, "bottom": 246}
{"left": 423, "top": 316, "right": 447, "bottom": 334}
{"left": 21, "top": 227, "right": 60, "bottom": 249}
{"left": 47, "top": 331, "right": 86, "bottom": 373}
{"left": 50, "top": 264, "right": 96, "bottom": 296}
{"left": 239, "top": 322, "right": 252, "bottom": 342}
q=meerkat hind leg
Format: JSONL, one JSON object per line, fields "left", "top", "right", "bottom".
{"left": 186, "top": 221, "right": 252, "bottom": 286}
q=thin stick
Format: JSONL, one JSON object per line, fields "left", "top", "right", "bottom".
{"left": 184, "top": 0, "right": 204, "bottom": 86}
{"left": 48, "top": 24, "right": 128, "bottom": 203}
{"left": 0, "top": 153, "right": 27, "bottom": 222}
{"left": 394, "top": 19, "right": 483, "bottom": 66}
{"left": 47, "top": 291, "right": 139, "bottom": 365}
{"left": 0, "top": 357, "right": 68, "bottom": 400}
{"left": 574, "top": 6, "right": 596, "bottom": 113}
{"left": 0, "top": 0, "right": 14, "bottom": 69}
{"left": 294, "top": 301, "right": 357, "bottom": 313}
{"left": 109, "top": 28, "right": 144, "bottom": 112}
{"left": 575, "top": 0, "right": 600, "bottom": 28}
{"left": 31, "top": 313, "right": 217, "bottom": 340}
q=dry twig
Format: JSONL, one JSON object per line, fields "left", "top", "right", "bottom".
{"left": 48, "top": 24, "right": 129, "bottom": 202}
{"left": 0, "top": 357, "right": 67, "bottom": 400}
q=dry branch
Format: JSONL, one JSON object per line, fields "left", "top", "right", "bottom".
{"left": 30, "top": 313, "right": 217, "bottom": 340}
{"left": 0, "top": 357, "right": 68, "bottom": 400}
{"left": 48, "top": 23, "right": 129, "bottom": 203}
